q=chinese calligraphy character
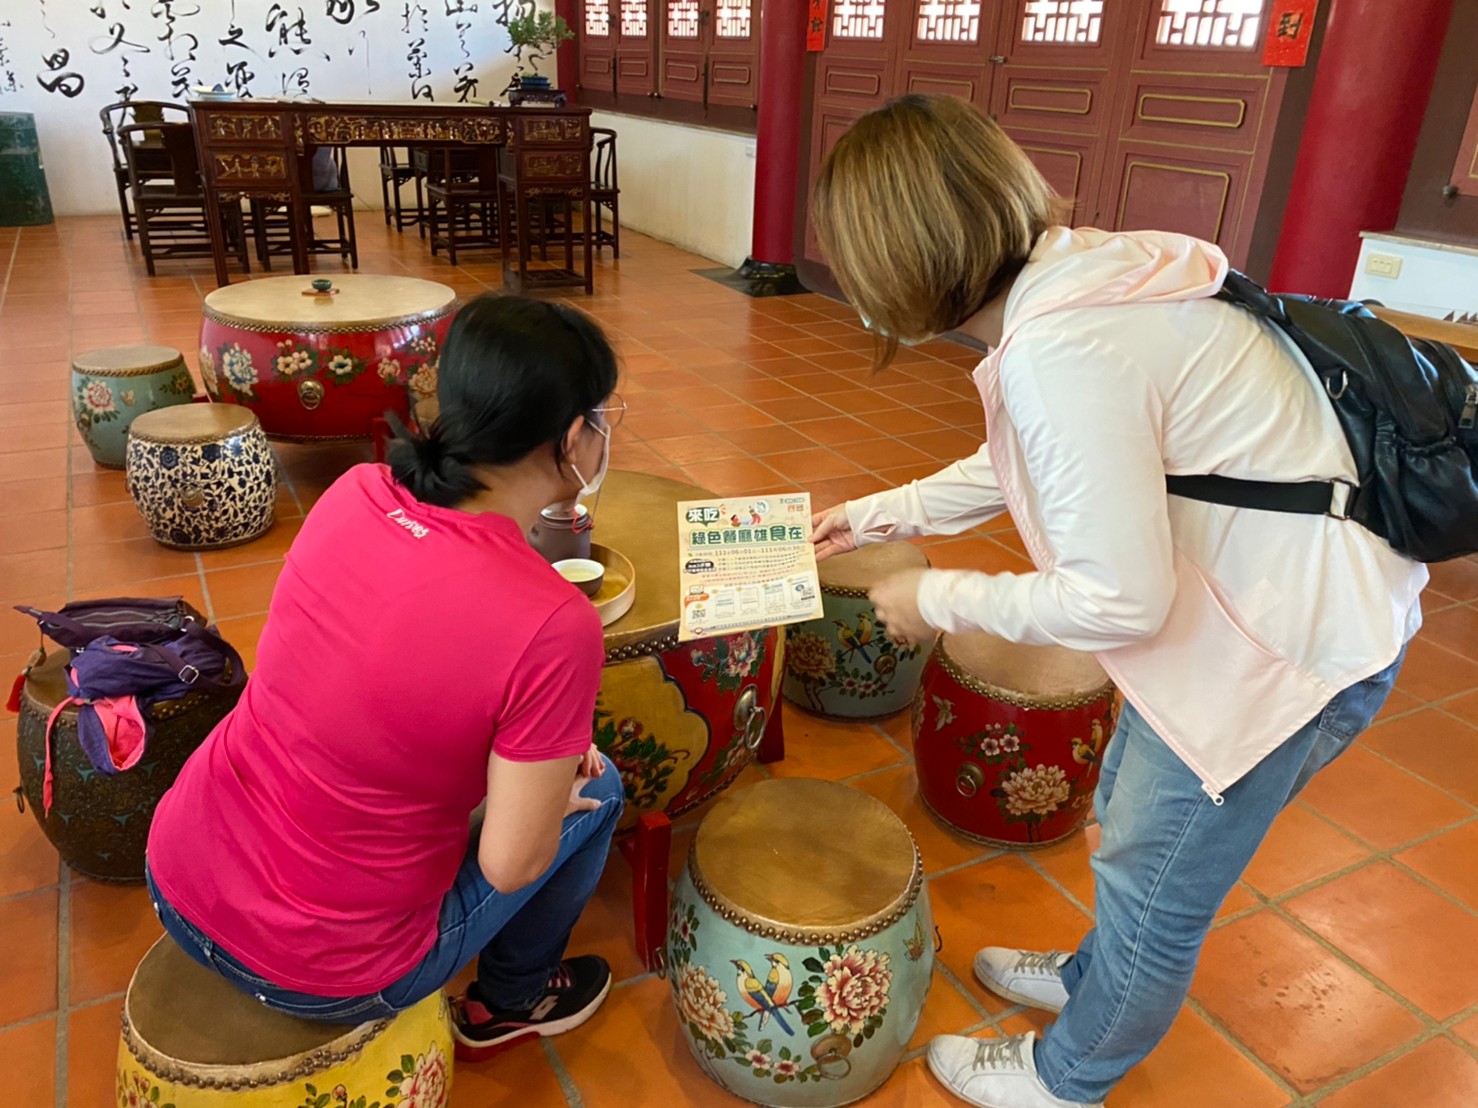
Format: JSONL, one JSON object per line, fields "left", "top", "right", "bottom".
{"left": 37, "top": 47, "right": 84, "bottom": 97}
{"left": 266, "top": 4, "right": 313, "bottom": 57}
{"left": 225, "top": 57, "right": 255, "bottom": 96}
{"left": 1276, "top": 11, "right": 1303, "bottom": 40}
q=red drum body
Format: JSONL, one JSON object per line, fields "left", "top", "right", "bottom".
{"left": 597, "top": 627, "right": 779, "bottom": 833}
{"left": 913, "top": 633, "right": 1118, "bottom": 848}
{"left": 199, "top": 275, "right": 457, "bottom": 442}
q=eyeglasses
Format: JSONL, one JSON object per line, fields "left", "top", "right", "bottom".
{"left": 591, "top": 393, "right": 626, "bottom": 431}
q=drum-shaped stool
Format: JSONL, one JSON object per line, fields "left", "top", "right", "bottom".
{"left": 71, "top": 345, "right": 195, "bottom": 468}
{"left": 119, "top": 937, "right": 453, "bottom": 1108}
{"left": 199, "top": 275, "right": 457, "bottom": 441}
{"left": 126, "top": 406, "right": 276, "bottom": 550}
{"left": 667, "top": 778, "right": 933, "bottom": 1106}
{"left": 14, "top": 649, "right": 242, "bottom": 882}
{"left": 913, "top": 632, "right": 1117, "bottom": 848}
{"left": 783, "top": 543, "right": 930, "bottom": 720}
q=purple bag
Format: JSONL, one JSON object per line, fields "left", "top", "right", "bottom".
{"left": 13, "top": 597, "right": 207, "bottom": 651}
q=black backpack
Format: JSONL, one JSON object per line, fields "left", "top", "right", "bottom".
{"left": 1166, "top": 271, "right": 1478, "bottom": 563}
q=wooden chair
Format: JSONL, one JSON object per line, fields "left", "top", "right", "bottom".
{"left": 249, "top": 145, "right": 359, "bottom": 270}
{"left": 377, "top": 145, "right": 423, "bottom": 233}
{"left": 117, "top": 121, "right": 249, "bottom": 277}
{"left": 425, "top": 147, "right": 501, "bottom": 266}
{"left": 591, "top": 127, "right": 620, "bottom": 258}
{"left": 100, "top": 101, "right": 189, "bottom": 241}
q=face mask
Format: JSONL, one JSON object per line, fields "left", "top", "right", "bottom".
{"left": 858, "top": 311, "right": 925, "bottom": 348}
{"left": 570, "top": 420, "right": 611, "bottom": 500}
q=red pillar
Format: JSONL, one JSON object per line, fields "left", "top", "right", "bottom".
{"left": 1268, "top": 0, "right": 1454, "bottom": 297}
{"left": 555, "top": 0, "right": 578, "bottom": 96}
{"left": 742, "top": 0, "right": 809, "bottom": 277}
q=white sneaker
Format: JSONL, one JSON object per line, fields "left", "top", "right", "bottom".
{"left": 974, "top": 948, "right": 1072, "bottom": 1014}
{"left": 927, "top": 1032, "right": 1102, "bottom": 1108}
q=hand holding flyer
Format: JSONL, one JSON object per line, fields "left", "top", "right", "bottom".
{"left": 676, "top": 493, "right": 825, "bottom": 642}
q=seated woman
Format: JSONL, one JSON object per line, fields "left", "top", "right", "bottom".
{"left": 146, "top": 294, "right": 628, "bottom": 1060}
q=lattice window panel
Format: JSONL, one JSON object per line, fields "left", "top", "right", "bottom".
{"left": 585, "top": 0, "right": 612, "bottom": 36}
{"left": 1021, "top": 0, "right": 1103, "bottom": 44}
{"left": 1155, "top": 0, "right": 1263, "bottom": 48}
{"left": 833, "top": 0, "right": 887, "bottom": 39}
{"left": 716, "top": 0, "right": 752, "bottom": 38}
{"left": 621, "top": 0, "right": 649, "bottom": 37}
{"left": 917, "top": 0, "right": 980, "bottom": 42}
{"left": 667, "top": 0, "right": 700, "bottom": 37}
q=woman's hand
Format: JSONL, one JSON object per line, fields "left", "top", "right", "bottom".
{"left": 869, "top": 568, "right": 934, "bottom": 648}
{"left": 579, "top": 743, "right": 605, "bottom": 780}
{"left": 565, "top": 769, "right": 603, "bottom": 818}
{"left": 812, "top": 505, "right": 858, "bottom": 562}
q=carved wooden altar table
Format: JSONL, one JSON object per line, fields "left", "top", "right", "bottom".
{"left": 188, "top": 100, "right": 594, "bottom": 293}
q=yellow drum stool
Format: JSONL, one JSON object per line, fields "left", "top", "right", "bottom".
{"left": 118, "top": 938, "right": 453, "bottom": 1108}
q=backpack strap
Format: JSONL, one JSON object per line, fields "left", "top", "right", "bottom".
{"left": 137, "top": 622, "right": 247, "bottom": 690}
{"left": 1166, "top": 272, "right": 1363, "bottom": 520}
{"left": 1165, "top": 474, "right": 1358, "bottom": 519}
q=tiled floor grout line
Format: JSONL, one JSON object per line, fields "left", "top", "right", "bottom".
{"left": 54, "top": 865, "right": 72, "bottom": 1107}
{"left": 1180, "top": 998, "right": 1308, "bottom": 1105}
{"left": 540, "top": 1035, "right": 586, "bottom": 1108}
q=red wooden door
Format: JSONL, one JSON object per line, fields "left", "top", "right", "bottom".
{"left": 578, "top": 0, "right": 618, "bottom": 96}
{"left": 661, "top": 0, "right": 707, "bottom": 102}
{"left": 617, "top": 0, "right": 658, "bottom": 97}
{"left": 707, "top": 0, "right": 762, "bottom": 108}
{"left": 804, "top": 0, "right": 902, "bottom": 265}
{"left": 896, "top": 0, "right": 1002, "bottom": 110}
{"left": 1098, "top": 0, "right": 1286, "bottom": 264}
{"left": 989, "top": 1, "right": 1128, "bottom": 225}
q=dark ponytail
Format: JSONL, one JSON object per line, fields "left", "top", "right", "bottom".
{"left": 388, "top": 295, "right": 619, "bottom": 507}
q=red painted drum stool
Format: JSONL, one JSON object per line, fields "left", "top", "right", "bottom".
{"left": 199, "top": 275, "right": 457, "bottom": 442}
{"left": 912, "top": 633, "right": 1118, "bottom": 848}
{"left": 596, "top": 471, "right": 788, "bottom": 970}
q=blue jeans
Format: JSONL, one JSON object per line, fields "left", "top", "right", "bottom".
{"left": 1034, "top": 652, "right": 1404, "bottom": 1103}
{"left": 147, "top": 754, "right": 624, "bottom": 1022}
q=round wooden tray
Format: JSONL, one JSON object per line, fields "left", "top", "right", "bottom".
{"left": 591, "top": 543, "right": 636, "bottom": 627}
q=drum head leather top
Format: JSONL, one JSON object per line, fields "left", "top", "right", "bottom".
{"left": 20, "top": 650, "right": 69, "bottom": 713}
{"left": 126, "top": 938, "right": 358, "bottom": 1066}
{"left": 943, "top": 632, "right": 1111, "bottom": 702}
{"left": 129, "top": 404, "right": 259, "bottom": 443}
{"left": 203, "top": 275, "right": 457, "bottom": 331}
{"left": 71, "top": 344, "right": 184, "bottom": 376}
{"left": 693, "top": 778, "right": 919, "bottom": 936}
{"left": 819, "top": 542, "right": 928, "bottom": 592}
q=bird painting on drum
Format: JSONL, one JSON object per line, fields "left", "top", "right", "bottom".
{"left": 733, "top": 957, "right": 796, "bottom": 1034}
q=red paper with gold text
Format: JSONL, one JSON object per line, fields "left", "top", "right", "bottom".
{"left": 807, "top": 0, "right": 828, "bottom": 52}
{"left": 1262, "top": 0, "right": 1319, "bottom": 67}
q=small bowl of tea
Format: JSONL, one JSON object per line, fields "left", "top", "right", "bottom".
{"left": 553, "top": 558, "right": 605, "bottom": 598}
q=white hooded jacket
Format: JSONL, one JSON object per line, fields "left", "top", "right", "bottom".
{"left": 845, "top": 227, "right": 1427, "bottom": 799}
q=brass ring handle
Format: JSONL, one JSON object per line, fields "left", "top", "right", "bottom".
{"left": 956, "top": 762, "right": 985, "bottom": 799}
{"left": 298, "top": 378, "right": 325, "bottom": 410}
{"left": 810, "top": 1033, "right": 854, "bottom": 1079}
{"left": 743, "top": 705, "right": 768, "bottom": 752}
{"left": 181, "top": 485, "right": 206, "bottom": 511}
{"left": 652, "top": 946, "right": 668, "bottom": 980}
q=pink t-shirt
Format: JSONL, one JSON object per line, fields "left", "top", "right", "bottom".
{"left": 148, "top": 464, "right": 603, "bottom": 996}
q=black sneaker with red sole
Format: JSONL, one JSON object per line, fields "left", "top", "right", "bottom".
{"left": 451, "top": 954, "right": 612, "bottom": 1061}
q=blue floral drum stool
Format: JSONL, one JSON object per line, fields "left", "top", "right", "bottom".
{"left": 667, "top": 777, "right": 933, "bottom": 1106}
{"left": 119, "top": 937, "right": 453, "bottom": 1108}
{"left": 72, "top": 345, "right": 195, "bottom": 468}
{"left": 125, "top": 405, "right": 276, "bottom": 550}
{"left": 783, "top": 543, "right": 930, "bottom": 720}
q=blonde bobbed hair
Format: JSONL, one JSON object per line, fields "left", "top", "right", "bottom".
{"left": 812, "top": 94, "right": 1062, "bottom": 368}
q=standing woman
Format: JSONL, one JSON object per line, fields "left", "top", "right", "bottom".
{"left": 810, "top": 94, "right": 1425, "bottom": 1108}
{"left": 147, "top": 295, "right": 628, "bottom": 1059}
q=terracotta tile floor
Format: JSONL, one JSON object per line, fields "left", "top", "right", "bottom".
{"left": 2, "top": 216, "right": 1477, "bottom": 1107}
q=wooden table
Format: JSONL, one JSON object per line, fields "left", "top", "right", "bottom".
{"left": 188, "top": 99, "right": 594, "bottom": 293}
{"left": 1371, "top": 305, "right": 1478, "bottom": 363}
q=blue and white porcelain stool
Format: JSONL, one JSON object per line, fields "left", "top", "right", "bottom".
{"left": 126, "top": 405, "right": 276, "bottom": 550}
{"left": 666, "top": 777, "right": 934, "bottom": 1106}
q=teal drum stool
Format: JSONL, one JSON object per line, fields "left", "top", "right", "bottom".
{"left": 72, "top": 345, "right": 196, "bottom": 469}
{"left": 667, "top": 777, "right": 934, "bottom": 1106}
{"left": 783, "top": 543, "right": 931, "bottom": 720}
{"left": 0, "top": 113, "right": 54, "bottom": 226}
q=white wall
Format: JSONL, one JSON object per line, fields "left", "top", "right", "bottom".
{"left": 590, "top": 110, "right": 754, "bottom": 268}
{"left": 0, "top": 0, "right": 537, "bottom": 215}
{"left": 1349, "top": 234, "right": 1478, "bottom": 320}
